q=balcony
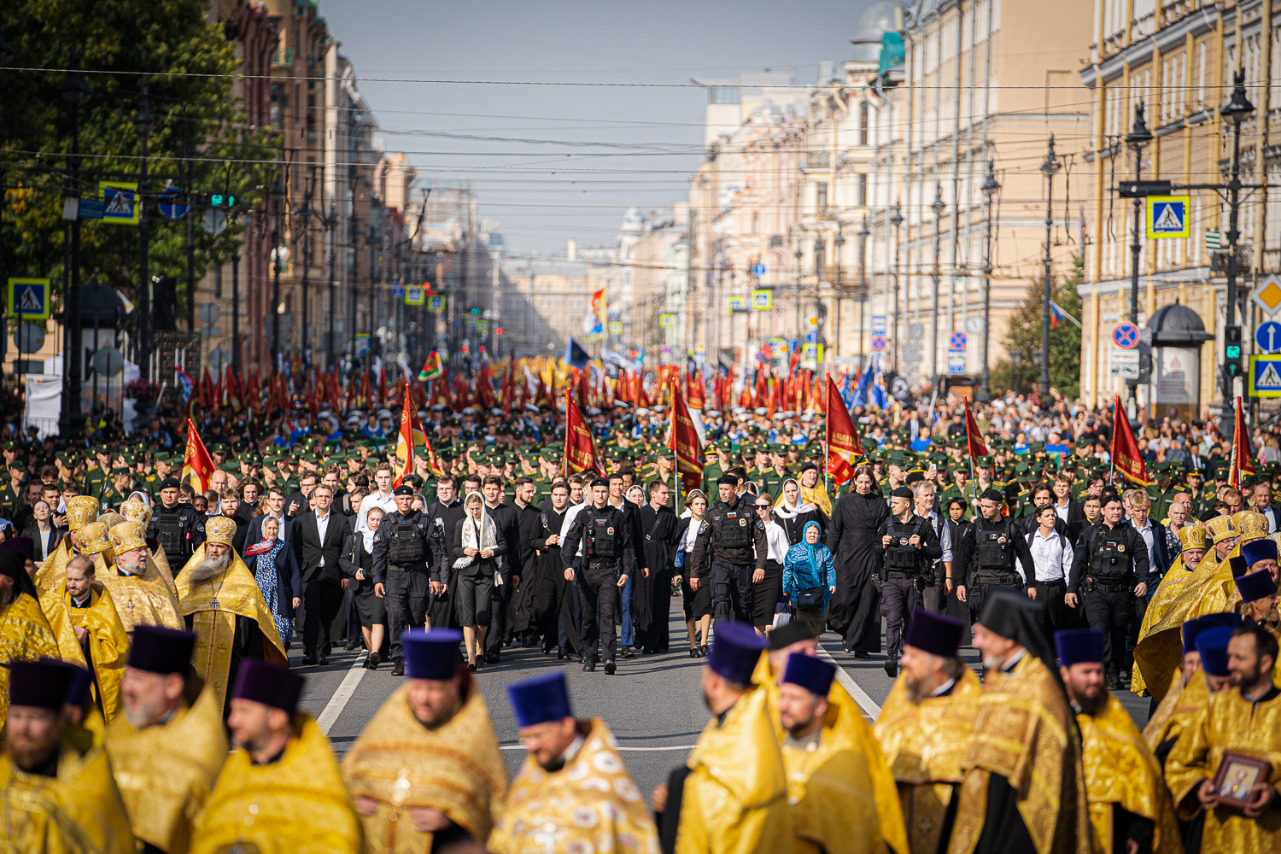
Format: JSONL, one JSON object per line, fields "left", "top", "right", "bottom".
{"left": 272, "top": 47, "right": 295, "bottom": 67}
{"left": 800, "top": 152, "right": 832, "bottom": 173}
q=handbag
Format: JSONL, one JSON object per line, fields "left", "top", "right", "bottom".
{"left": 795, "top": 586, "right": 824, "bottom": 610}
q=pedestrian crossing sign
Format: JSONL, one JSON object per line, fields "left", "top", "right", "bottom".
{"left": 1248, "top": 354, "right": 1281, "bottom": 398}
{"left": 6, "top": 278, "right": 51, "bottom": 321}
{"left": 1146, "top": 195, "right": 1190, "bottom": 239}
{"left": 99, "top": 181, "right": 140, "bottom": 226}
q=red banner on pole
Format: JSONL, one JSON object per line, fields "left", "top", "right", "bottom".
{"left": 824, "top": 375, "right": 863, "bottom": 486}
{"left": 963, "top": 397, "right": 989, "bottom": 461}
{"left": 1229, "top": 395, "right": 1255, "bottom": 489}
{"left": 670, "top": 384, "right": 704, "bottom": 494}
{"left": 182, "top": 418, "right": 216, "bottom": 493}
{"left": 1110, "top": 395, "right": 1150, "bottom": 486}
{"left": 563, "top": 390, "right": 602, "bottom": 476}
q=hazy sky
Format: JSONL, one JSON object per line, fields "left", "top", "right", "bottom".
{"left": 321, "top": 0, "right": 880, "bottom": 254}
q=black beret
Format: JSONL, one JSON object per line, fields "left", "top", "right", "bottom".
{"left": 980, "top": 488, "right": 1004, "bottom": 503}
{"left": 159, "top": 477, "right": 180, "bottom": 490}
{"left": 891, "top": 486, "right": 914, "bottom": 499}
{"left": 716, "top": 474, "right": 738, "bottom": 486}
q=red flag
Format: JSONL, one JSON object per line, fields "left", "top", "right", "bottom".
{"left": 563, "top": 390, "right": 603, "bottom": 476}
{"left": 687, "top": 369, "right": 706, "bottom": 410}
{"left": 670, "top": 384, "right": 704, "bottom": 495}
{"left": 1110, "top": 395, "right": 1150, "bottom": 486}
{"left": 1228, "top": 396, "right": 1255, "bottom": 489}
{"left": 963, "top": 397, "right": 989, "bottom": 461}
{"left": 181, "top": 418, "right": 216, "bottom": 493}
{"left": 502, "top": 360, "right": 515, "bottom": 418}
{"left": 393, "top": 393, "right": 418, "bottom": 488}
{"left": 824, "top": 375, "right": 863, "bottom": 485}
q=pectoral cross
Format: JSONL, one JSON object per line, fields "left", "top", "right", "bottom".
{"left": 210, "top": 597, "right": 220, "bottom": 611}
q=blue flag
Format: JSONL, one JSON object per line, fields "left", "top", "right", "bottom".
{"left": 851, "top": 360, "right": 873, "bottom": 409}
{"left": 564, "top": 338, "right": 591, "bottom": 370}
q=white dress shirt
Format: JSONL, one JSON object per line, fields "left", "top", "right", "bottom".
{"left": 1131, "top": 517, "right": 1156, "bottom": 565}
{"left": 921, "top": 509, "right": 952, "bottom": 564}
{"left": 764, "top": 521, "right": 789, "bottom": 564}
{"left": 314, "top": 510, "right": 331, "bottom": 567}
{"left": 1024, "top": 527, "right": 1074, "bottom": 583}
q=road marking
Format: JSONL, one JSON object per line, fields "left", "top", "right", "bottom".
{"left": 317, "top": 660, "right": 367, "bottom": 735}
{"left": 817, "top": 645, "right": 882, "bottom": 719}
{"left": 499, "top": 744, "right": 696, "bottom": 752}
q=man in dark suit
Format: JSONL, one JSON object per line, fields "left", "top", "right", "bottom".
{"left": 290, "top": 483, "right": 352, "bottom": 666}
{"left": 245, "top": 485, "right": 297, "bottom": 547}
{"left": 1052, "top": 476, "right": 1087, "bottom": 542}
{"left": 1247, "top": 480, "right": 1281, "bottom": 533}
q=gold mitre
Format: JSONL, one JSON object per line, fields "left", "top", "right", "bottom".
{"left": 1206, "top": 515, "right": 1237, "bottom": 545}
{"left": 98, "top": 511, "right": 125, "bottom": 529}
{"left": 119, "top": 499, "right": 152, "bottom": 528}
{"left": 72, "top": 521, "right": 112, "bottom": 556}
{"left": 1177, "top": 524, "right": 1207, "bottom": 552}
{"left": 1233, "top": 510, "right": 1268, "bottom": 543}
{"left": 205, "top": 516, "right": 238, "bottom": 548}
{"left": 65, "top": 496, "right": 101, "bottom": 532}
{"left": 108, "top": 521, "right": 148, "bottom": 555}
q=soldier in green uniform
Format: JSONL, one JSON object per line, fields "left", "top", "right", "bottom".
{"left": 700, "top": 443, "right": 724, "bottom": 496}
{"left": 0, "top": 458, "right": 25, "bottom": 516}
{"left": 97, "top": 466, "right": 134, "bottom": 511}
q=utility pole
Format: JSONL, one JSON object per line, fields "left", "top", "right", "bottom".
{"left": 1220, "top": 72, "right": 1254, "bottom": 421}
{"left": 891, "top": 204, "right": 903, "bottom": 375}
{"left": 135, "top": 87, "right": 155, "bottom": 380}
{"left": 1040, "top": 136, "right": 1061, "bottom": 397}
{"left": 979, "top": 160, "right": 1000, "bottom": 401}
{"left": 930, "top": 184, "right": 945, "bottom": 386}
{"left": 59, "top": 54, "right": 92, "bottom": 436}
{"left": 1124, "top": 104, "right": 1152, "bottom": 410}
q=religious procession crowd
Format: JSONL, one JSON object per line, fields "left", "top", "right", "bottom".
{"left": 0, "top": 378, "right": 1279, "bottom": 852}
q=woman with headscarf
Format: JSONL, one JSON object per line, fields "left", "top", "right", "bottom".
{"left": 826, "top": 465, "right": 888, "bottom": 656}
{"left": 450, "top": 492, "right": 506, "bottom": 670}
{"left": 674, "top": 489, "right": 713, "bottom": 657}
{"left": 343, "top": 505, "right": 388, "bottom": 669}
{"left": 772, "top": 478, "right": 828, "bottom": 545}
{"left": 243, "top": 515, "right": 300, "bottom": 650}
{"left": 783, "top": 521, "right": 838, "bottom": 637}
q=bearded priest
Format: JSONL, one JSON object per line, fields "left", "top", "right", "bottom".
{"left": 175, "top": 516, "right": 287, "bottom": 712}
{"left": 101, "top": 521, "right": 184, "bottom": 633}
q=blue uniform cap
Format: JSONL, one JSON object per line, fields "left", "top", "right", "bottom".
{"left": 707, "top": 622, "right": 767, "bottom": 686}
{"left": 506, "top": 672, "right": 573, "bottom": 728}
{"left": 1242, "top": 538, "right": 1278, "bottom": 569}
{"left": 1235, "top": 569, "right": 1278, "bottom": 604}
{"left": 1055, "top": 628, "right": 1104, "bottom": 667}
{"left": 230, "top": 659, "right": 304, "bottom": 715}
{"left": 1182, "top": 613, "right": 1242, "bottom": 654}
{"left": 1195, "top": 627, "right": 1236, "bottom": 677}
{"left": 781, "top": 653, "right": 836, "bottom": 698}
{"left": 402, "top": 628, "right": 463, "bottom": 681}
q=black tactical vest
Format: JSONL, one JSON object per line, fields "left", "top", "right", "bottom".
{"left": 584, "top": 510, "right": 618, "bottom": 559}
{"left": 1089, "top": 526, "right": 1133, "bottom": 581}
{"left": 388, "top": 515, "right": 425, "bottom": 564}
{"left": 974, "top": 520, "right": 1014, "bottom": 572}
{"left": 885, "top": 518, "right": 919, "bottom": 570}
{"left": 154, "top": 512, "right": 187, "bottom": 557}
{"left": 715, "top": 506, "right": 753, "bottom": 550}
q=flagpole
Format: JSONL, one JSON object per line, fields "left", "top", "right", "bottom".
{"left": 822, "top": 373, "right": 830, "bottom": 498}
{"left": 672, "top": 390, "right": 682, "bottom": 516}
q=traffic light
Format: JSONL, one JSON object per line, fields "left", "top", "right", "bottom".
{"left": 495, "top": 327, "right": 504, "bottom": 336}
{"left": 1225, "top": 325, "right": 1243, "bottom": 378}
{"left": 209, "top": 193, "right": 238, "bottom": 208}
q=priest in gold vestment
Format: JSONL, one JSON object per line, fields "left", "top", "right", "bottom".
{"left": 119, "top": 497, "right": 179, "bottom": 597}
{"left": 875, "top": 611, "right": 982, "bottom": 854}
{"left": 193, "top": 659, "right": 363, "bottom": 854}
{"left": 0, "top": 659, "right": 134, "bottom": 853}
{"left": 946, "top": 589, "right": 1091, "bottom": 854}
{"left": 1131, "top": 524, "right": 1206, "bottom": 696}
{"left": 48, "top": 555, "right": 129, "bottom": 722}
{"left": 34, "top": 494, "right": 99, "bottom": 587}
{"left": 175, "top": 516, "right": 286, "bottom": 711}
{"left": 1055, "top": 628, "right": 1181, "bottom": 854}
{"left": 656, "top": 621, "right": 790, "bottom": 854}
{"left": 344, "top": 628, "right": 508, "bottom": 853}
{"left": 105, "top": 625, "right": 227, "bottom": 854}
{"left": 0, "top": 546, "right": 61, "bottom": 723}
{"left": 103, "top": 521, "right": 184, "bottom": 633}
{"left": 1166, "top": 623, "right": 1281, "bottom": 853}
{"left": 1142, "top": 616, "right": 1238, "bottom": 763}
{"left": 490, "top": 671, "right": 657, "bottom": 854}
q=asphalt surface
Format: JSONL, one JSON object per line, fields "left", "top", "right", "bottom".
{"left": 295, "top": 602, "right": 1152, "bottom": 798}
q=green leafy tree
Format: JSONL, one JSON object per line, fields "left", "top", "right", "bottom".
{"left": 1, "top": 0, "right": 275, "bottom": 328}
{"left": 992, "top": 253, "right": 1084, "bottom": 397}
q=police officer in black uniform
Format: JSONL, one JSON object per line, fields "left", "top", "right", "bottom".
{"left": 876, "top": 486, "right": 942, "bottom": 677}
{"left": 1066, "top": 492, "right": 1149, "bottom": 689}
{"left": 955, "top": 488, "right": 1036, "bottom": 622}
{"left": 690, "top": 474, "right": 767, "bottom": 626}
{"left": 147, "top": 476, "right": 205, "bottom": 571}
{"left": 372, "top": 484, "right": 440, "bottom": 676}
{"left": 561, "top": 477, "right": 635, "bottom": 674}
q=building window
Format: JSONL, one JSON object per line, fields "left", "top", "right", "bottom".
{"left": 859, "top": 102, "right": 869, "bottom": 146}
{"left": 858, "top": 174, "right": 868, "bottom": 207}
{"left": 710, "top": 87, "right": 739, "bottom": 105}
{"left": 816, "top": 182, "right": 828, "bottom": 211}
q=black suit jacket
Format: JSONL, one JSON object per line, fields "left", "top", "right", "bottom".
{"left": 20, "top": 525, "right": 64, "bottom": 562}
{"left": 245, "top": 513, "right": 297, "bottom": 549}
{"left": 291, "top": 511, "right": 352, "bottom": 584}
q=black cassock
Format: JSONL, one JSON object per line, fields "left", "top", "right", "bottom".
{"left": 824, "top": 489, "right": 887, "bottom": 654}
{"left": 774, "top": 504, "right": 829, "bottom": 545}
{"left": 634, "top": 503, "right": 680, "bottom": 654}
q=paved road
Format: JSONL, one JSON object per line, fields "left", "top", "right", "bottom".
{"left": 295, "top": 602, "right": 1152, "bottom": 797}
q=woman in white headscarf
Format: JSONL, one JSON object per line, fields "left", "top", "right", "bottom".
{"left": 450, "top": 491, "right": 506, "bottom": 670}
{"left": 772, "top": 477, "right": 829, "bottom": 545}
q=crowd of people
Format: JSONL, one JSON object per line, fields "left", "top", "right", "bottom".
{"left": 0, "top": 382, "right": 1279, "bottom": 851}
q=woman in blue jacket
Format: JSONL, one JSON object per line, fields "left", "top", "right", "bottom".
{"left": 783, "top": 520, "right": 837, "bottom": 637}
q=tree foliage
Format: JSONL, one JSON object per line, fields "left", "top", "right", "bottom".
{"left": 992, "top": 253, "right": 1084, "bottom": 398}
{"left": 1, "top": 0, "right": 276, "bottom": 325}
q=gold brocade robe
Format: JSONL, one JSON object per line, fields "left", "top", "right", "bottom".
{"left": 1130, "top": 557, "right": 1191, "bottom": 696}
{"left": 39, "top": 590, "right": 90, "bottom": 669}
{"left": 0, "top": 730, "right": 135, "bottom": 854}
{"left": 1133, "top": 549, "right": 1231, "bottom": 703}
{"left": 755, "top": 655, "right": 909, "bottom": 854}
{"left": 192, "top": 713, "right": 363, "bottom": 854}
{"left": 0, "top": 592, "right": 62, "bottom": 724}
{"left": 175, "top": 548, "right": 287, "bottom": 710}
{"left": 675, "top": 686, "right": 792, "bottom": 854}
{"left": 488, "top": 718, "right": 659, "bottom": 854}
{"left": 874, "top": 669, "right": 983, "bottom": 854}
{"left": 801, "top": 483, "right": 833, "bottom": 517}
{"left": 96, "top": 564, "right": 184, "bottom": 634}
{"left": 59, "top": 583, "right": 129, "bottom": 722}
{"left": 343, "top": 683, "right": 508, "bottom": 853}
{"left": 1077, "top": 692, "right": 1181, "bottom": 854}
{"left": 105, "top": 686, "right": 227, "bottom": 854}
{"left": 35, "top": 549, "right": 110, "bottom": 594}
{"left": 1165, "top": 685, "right": 1281, "bottom": 852}
{"left": 946, "top": 654, "right": 1091, "bottom": 854}
{"left": 1142, "top": 671, "right": 1209, "bottom": 753}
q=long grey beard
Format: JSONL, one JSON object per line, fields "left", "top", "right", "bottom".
{"left": 186, "top": 552, "right": 231, "bottom": 584}
{"left": 116, "top": 555, "right": 146, "bottom": 576}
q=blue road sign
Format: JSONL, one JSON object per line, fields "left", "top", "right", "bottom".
{"left": 751, "top": 262, "right": 766, "bottom": 277}
{"left": 871, "top": 315, "right": 887, "bottom": 334}
{"left": 157, "top": 188, "right": 189, "bottom": 220}
{"left": 1249, "top": 355, "right": 1281, "bottom": 398}
{"left": 870, "top": 334, "right": 888, "bottom": 352}
{"left": 77, "top": 199, "right": 105, "bottom": 220}
{"left": 949, "top": 331, "right": 967, "bottom": 352}
{"left": 391, "top": 283, "right": 405, "bottom": 298}
{"left": 1256, "top": 322, "right": 1281, "bottom": 354}
{"left": 7, "top": 278, "right": 51, "bottom": 321}
{"left": 1112, "top": 322, "right": 1139, "bottom": 349}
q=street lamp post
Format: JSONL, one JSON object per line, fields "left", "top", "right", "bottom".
{"left": 1220, "top": 71, "right": 1254, "bottom": 420}
{"left": 930, "top": 184, "right": 945, "bottom": 386}
{"left": 134, "top": 86, "right": 156, "bottom": 380}
{"left": 1124, "top": 103, "right": 1153, "bottom": 408}
{"left": 979, "top": 160, "right": 1000, "bottom": 401}
{"left": 269, "top": 176, "right": 285, "bottom": 372}
{"left": 326, "top": 203, "right": 338, "bottom": 368}
{"left": 0, "top": 32, "right": 13, "bottom": 371}
{"left": 813, "top": 235, "right": 825, "bottom": 348}
{"left": 230, "top": 243, "right": 241, "bottom": 376}
{"left": 793, "top": 244, "right": 803, "bottom": 341}
{"left": 891, "top": 204, "right": 904, "bottom": 375}
{"left": 834, "top": 224, "right": 845, "bottom": 357}
{"left": 856, "top": 215, "right": 870, "bottom": 360}
{"left": 58, "top": 55, "right": 92, "bottom": 437}
{"left": 1040, "top": 136, "right": 1061, "bottom": 398}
